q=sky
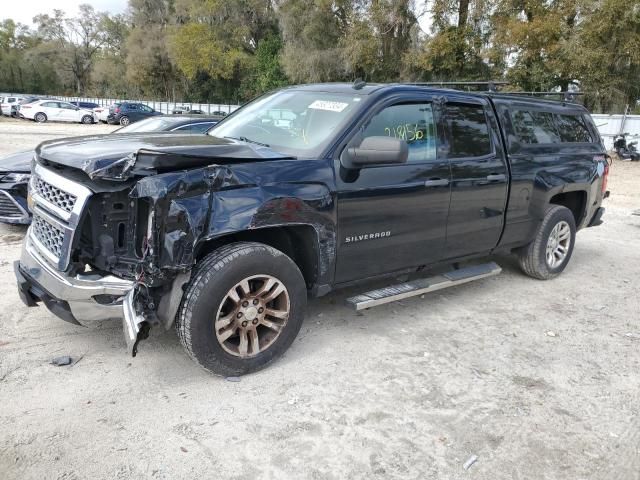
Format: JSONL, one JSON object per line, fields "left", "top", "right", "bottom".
{"left": 0, "top": 0, "right": 128, "bottom": 25}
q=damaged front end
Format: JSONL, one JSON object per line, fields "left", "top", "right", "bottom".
{"left": 19, "top": 134, "right": 332, "bottom": 357}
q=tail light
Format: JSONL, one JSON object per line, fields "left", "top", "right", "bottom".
{"left": 601, "top": 162, "right": 609, "bottom": 194}
{"left": 21, "top": 105, "right": 31, "bottom": 109}
{"left": 115, "top": 107, "right": 120, "bottom": 113}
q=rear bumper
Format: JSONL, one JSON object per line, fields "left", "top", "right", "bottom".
{"left": 15, "top": 236, "right": 133, "bottom": 325}
{"left": 588, "top": 207, "right": 605, "bottom": 227}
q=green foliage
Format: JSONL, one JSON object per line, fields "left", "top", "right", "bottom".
{"left": 0, "top": 0, "right": 637, "bottom": 112}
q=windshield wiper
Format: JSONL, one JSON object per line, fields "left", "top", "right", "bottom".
{"left": 224, "top": 136, "right": 270, "bottom": 148}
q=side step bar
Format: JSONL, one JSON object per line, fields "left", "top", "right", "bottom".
{"left": 346, "top": 262, "right": 502, "bottom": 311}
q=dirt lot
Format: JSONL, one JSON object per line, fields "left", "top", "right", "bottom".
{"left": 0, "top": 117, "right": 638, "bottom": 480}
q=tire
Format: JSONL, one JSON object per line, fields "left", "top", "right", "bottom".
{"left": 176, "top": 242, "right": 307, "bottom": 376}
{"left": 517, "top": 205, "right": 576, "bottom": 280}
{"left": 119, "top": 116, "right": 130, "bottom": 126}
{"left": 34, "top": 113, "right": 47, "bottom": 123}
{"left": 81, "top": 115, "right": 93, "bottom": 124}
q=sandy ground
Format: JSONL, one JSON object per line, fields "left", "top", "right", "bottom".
{"left": 0, "top": 117, "right": 638, "bottom": 480}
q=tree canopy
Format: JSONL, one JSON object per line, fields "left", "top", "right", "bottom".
{"left": 0, "top": 0, "right": 638, "bottom": 112}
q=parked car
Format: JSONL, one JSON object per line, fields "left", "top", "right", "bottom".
{"left": 107, "top": 102, "right": 161, "bottom": 126}
{"left": 69, "top": 101, "right": 100, "bottom": 110}
{"left": 0, "top": 95, "right": 24, "bottom": 116}
{"left": 211, "top": 110, "right": 228, "bottom": 117}
{"left": 15, "top": 83, "right": 609, "bottom": 376}
{"left": 93, "top": 105, "right": 111, "bottom": 123}
{"left": 171, "top": 106, "right": 206, "bottom": 115}
{"left": 114, "top": 115, "right": 219, "bottom": 134}
{"left": 13, "top": 97, "right": 45, "bottom": 118}
{"left": 0, "top": 152, "right": 31, "bottom": 224}
{"left": 20, "top": 100, "right": 97, "bottom": 124}
{"left": 0, "top": 115, "right": 220, "bottom": 225}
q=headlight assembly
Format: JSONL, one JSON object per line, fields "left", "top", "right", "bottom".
{"left": 3, "top": 173, "right": 31, "bottom": 183}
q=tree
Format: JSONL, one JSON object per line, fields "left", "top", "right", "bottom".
{"left": 406, "top": 0, "right": 493, "bottom": 81}
{"left": 34, "top": 5, "right": 108, "bottom": 94}
{"left": 124, "top": 0, "right": 178, "bottom": 98}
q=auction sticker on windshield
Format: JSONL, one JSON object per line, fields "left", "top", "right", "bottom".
{"left": 308, "top": 100, "right": 349, "bottom": 112}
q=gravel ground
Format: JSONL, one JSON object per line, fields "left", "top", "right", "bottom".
{"left": 0, "top": 117, "right": 639, "bottom": 480}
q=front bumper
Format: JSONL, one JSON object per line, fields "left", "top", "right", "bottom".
{"left": 0, "top": 189, "right": 30, "bottom": 224}
{"left": 15, "top": 236, "right": 133, "bottom": 325}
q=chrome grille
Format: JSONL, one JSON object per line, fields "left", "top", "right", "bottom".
{"left": 28, "top": 165, "right": 92, "bottom": 270}
{"left": 32, "top": 213, "right": 65, "bottom": 258}
{"left": 33, "top": 176, "right": 77, "bottom": 213}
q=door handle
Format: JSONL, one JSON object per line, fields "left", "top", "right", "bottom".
{"left": 424, "top": 178, "right": 450, "bottom": 187}
{"left": 485, "top": 174, "right": 506, "bottom": 181}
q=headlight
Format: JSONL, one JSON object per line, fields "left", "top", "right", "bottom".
{"left": 3, "top": 173, "right": 30, "bottom": 183}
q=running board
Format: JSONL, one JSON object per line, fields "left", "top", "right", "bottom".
{"left": 346, "top": 262, "right": 502, "bottom": 311}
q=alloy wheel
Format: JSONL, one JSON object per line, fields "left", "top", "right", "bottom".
{"left": 214, "top": 275, "right": 290, "bottom": 358}
{"left": 546, "top": 220, "right": 571, "bottom": 268}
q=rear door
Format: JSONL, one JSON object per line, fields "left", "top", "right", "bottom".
{"left": 335, "top": 93, "right": 452, "bottom": 283}
{"left": 441, "top": 96, "right": 509, "bottom": 258}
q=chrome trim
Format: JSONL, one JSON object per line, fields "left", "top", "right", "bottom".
{"left": 123, "top": 290, "right": 145, "bottom": 356}
{"left": 346, "top": 262, "right": 502, "bottom": 311}
{"left": 0, "top": 190, "right": 30, "bottom": 224}
{"left": 20, "top": 237, "right": 133, "bottom": 324}
{"left": 29, "top": 164, "right": 92, "bottom": 271}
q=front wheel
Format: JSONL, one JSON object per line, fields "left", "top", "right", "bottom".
{"left": 176, "top": 242, "right": 307, "bottom": 376}
{"left": 517, "top": 205, "right": 576, "bottom": 280}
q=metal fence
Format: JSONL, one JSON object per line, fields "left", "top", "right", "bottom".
{"left": 1, "top": 92, "right": 240, "bottom": 116}
{"left": 592, "top": 114, "right": 640, "bottom": 150}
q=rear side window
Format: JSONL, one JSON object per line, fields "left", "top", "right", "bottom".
{"left": 362, "top": 103, "right": 438, "bottom": 163}
{"left": 554, "top": 114, "right": 593, "bottom": 143}
{"left": 446, "top": 103, "right": 492, "bottom": 158}
{"left": 512, "top": 110, "right": 560, "bottom": 144}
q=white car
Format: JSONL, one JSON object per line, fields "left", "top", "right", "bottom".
{"left": 20, "top": 100, "right": 97, "bottom": 124}
{"left": 0, "top": 96, "right": 24, "bottom": 116}
{"left": 93, "top": 105, "right": 111, "bottom": 123}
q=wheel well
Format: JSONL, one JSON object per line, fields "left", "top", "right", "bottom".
{"left": 195, "top": 226, "right": 320, "bottom": 289}
{"left": 549, "top": 191, "right": 586, "bottom": 226}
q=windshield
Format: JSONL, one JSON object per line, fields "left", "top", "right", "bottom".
{"left": 116, "top": 117, "right": 176, "bottom": 133}
{"left": 208, "top": 90, "right": 365, "bottom": 157}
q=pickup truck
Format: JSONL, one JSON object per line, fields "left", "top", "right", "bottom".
{"left": 14, "top": 83, "right": 609, "bottom": 376}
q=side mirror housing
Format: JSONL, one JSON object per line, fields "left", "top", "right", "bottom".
{"left": 341, "top": 136, "right": 408, "bottom": 168}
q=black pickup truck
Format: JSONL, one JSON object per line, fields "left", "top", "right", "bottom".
{"left": 14, "top": 83, "right": 609, "bottom": 375}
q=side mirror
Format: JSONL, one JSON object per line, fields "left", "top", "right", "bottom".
{"left": 341, "top": 136, "right": 408, "bottom": 168}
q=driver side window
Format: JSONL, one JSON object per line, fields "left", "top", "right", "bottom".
{"left": 362, "top": 103, "right": 438, "bottom": 163}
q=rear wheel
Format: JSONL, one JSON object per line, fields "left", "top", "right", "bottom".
{"left": 517, "top": 205, "right": 576, "bottom": 280}
{"left": 176, "top": 242, "right": 307, "bottom": 376}
{"left": 119, "top": 116, "right": 130, "bottom": 126}
{"left": 34, "top": 113, "right": 47, "bottom": 123}
{"left": 81, "top": 115, "right": 93, "bottom": 124}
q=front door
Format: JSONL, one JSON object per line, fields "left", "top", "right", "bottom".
{"left": 335, "top": 98, "right": 452, "bottom": 284}
{"left": 58, "top": 102, "right": 79, "bottom": 122}
{"left": 441, "top": 97, "right": 509, "bottom": 258}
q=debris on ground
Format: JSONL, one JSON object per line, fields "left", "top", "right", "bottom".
{"left": 50, "top": 356, "right": 73, "bottom": 366}
{"left": 545, "top": 331, "right": 558, "bottom": 337}
{"left": 463, "top": 454, "right": 479, "bottom": 470}
{"left": 225, "top": 376, "right": 241, "bottom": 382}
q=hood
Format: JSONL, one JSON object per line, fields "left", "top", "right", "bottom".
{"left": 0, "top": 150, "right": 33, "bottom": 173}
{"left": 35, "top": 133, "right": 294, "bottom": 181}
